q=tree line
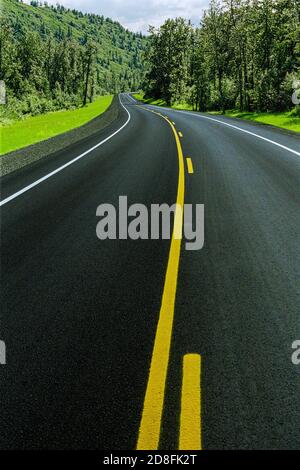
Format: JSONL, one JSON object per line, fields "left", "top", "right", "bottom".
{"left": 1, "top": 25, "right": 98, "bottom": 116}
{"left": 144, "top": 0, "right": 300, "bottom": 113}
{"left": 1, "top": 0, "right": 146, "bottom": 119}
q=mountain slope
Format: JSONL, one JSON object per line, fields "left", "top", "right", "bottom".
{"left": 1, "top": 0, "right": 147, "bottom": 119}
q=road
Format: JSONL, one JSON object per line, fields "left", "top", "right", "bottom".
{"left": 0, "top": 93, "right": 299, "bottom": 450}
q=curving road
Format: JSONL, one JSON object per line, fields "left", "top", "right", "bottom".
{"left": 0, "top": 93, "right": 299, "bottom": 449}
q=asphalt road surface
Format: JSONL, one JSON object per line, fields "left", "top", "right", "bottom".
{"left": 0, "top": 93, "right": 299, "bottom": 450}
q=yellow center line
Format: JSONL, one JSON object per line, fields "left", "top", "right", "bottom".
{"left": 137, "top": 107, "right": 185, "bottom": 450}
{"left": 186, "top": 157, "right": 194, "bottom": 174}
{"left": 179, "top": 354, "right": 202, "bottom": 450}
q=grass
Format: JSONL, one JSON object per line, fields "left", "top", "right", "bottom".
{"left": 133, "top": 93, "right": 300, "bottom": 133}
{"left": 216, "top": 110, "right": 300, "bottom": 133}
{"left": 133, "top": 94, "right": 168, "bottom": 107}
{"left": 0, "top": 95, "right": 113, "bottom": 155}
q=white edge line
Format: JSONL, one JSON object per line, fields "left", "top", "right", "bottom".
{"left": 126, "top": 93, "right": 137, "bottom": 104}
{"left": 146, "top": 105, "right": 300, "bottom": 158}
{"left": 0, "top": 94, "right": 131, "bottom": 207}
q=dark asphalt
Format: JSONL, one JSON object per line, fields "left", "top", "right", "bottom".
{"left": 0, "top": 94, "right": 299, "bottom": 449}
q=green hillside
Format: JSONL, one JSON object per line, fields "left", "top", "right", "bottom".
{"left": 0, "top": 0, "right": 147, "bottom": 120}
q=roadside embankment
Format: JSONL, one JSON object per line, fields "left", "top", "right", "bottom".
{"left": 0, "top": 95, "right": 120, "bottom": 176}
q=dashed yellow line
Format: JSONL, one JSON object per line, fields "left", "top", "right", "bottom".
{"left": 179, "top": 354, "right": 202, "bottom": 450}
{"left": 186, "top": 157, "right": 194, "bottom": 174}
{"left": 137, "top": 107, "right": 185, "bottom": 450}
{"left": 178, "top": 131, "right": 183, "bottom": 138}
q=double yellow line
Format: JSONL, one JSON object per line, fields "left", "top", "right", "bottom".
{"left": 136, "top": 108, "right": 201, "bottom": 450}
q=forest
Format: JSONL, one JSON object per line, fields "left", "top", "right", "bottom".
{"left": 144, "top": 0, "right": 300, "bottom": 113}
{"left": 1, "top": 0, "right": 299, "bottom": 121}
{"left": 0, "top": 0, "right": 147, "bottom": 120}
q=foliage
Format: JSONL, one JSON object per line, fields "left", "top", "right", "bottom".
{"left": 143, "top": 0, "right": 300, "bottom": 113}
{"left": 0, "top": 0, "right": 147, "bottom": 118}
{"left": 0, "top": 95, "right": 113, "bottom": 154}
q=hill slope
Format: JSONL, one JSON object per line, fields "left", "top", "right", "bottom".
{"left": 1, "top": 0, "right": 147, "bottom": 118}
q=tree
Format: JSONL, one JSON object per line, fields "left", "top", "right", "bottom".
{"left": 144, "top": 0, "right": 300, "bottom": 113}
{"left": 82, "top": 41, "right": 97, "bottom": 106}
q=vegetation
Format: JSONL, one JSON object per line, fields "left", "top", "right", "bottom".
{"left": 215, "top": 109, "right": 300, "bottom": 132}
{"left": 143, "top": 0, "right": 300, "bottom": 115}
{"left": 133, "top": 93, "right": 300, "bottom": 132}
{"left": 1, "top": 0, "right": 299, "bottom": 143}
{"left": 1, "top": 95, "right": 113, "bottom": 155}
{"left": 0, "top": 0, "right": 147, "bottom": 120}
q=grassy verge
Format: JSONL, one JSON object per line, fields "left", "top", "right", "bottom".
{"left": 133, "top": 93, "right": 300, "bottom": 133}
{"left": 133, "top": 94, "right": 168, "bottom": 107}
{"left": 0, "top": 95, "right": 113, "bottom": 155}
{"left": 213, "top": 110, "right": 300, "bottom": 133}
